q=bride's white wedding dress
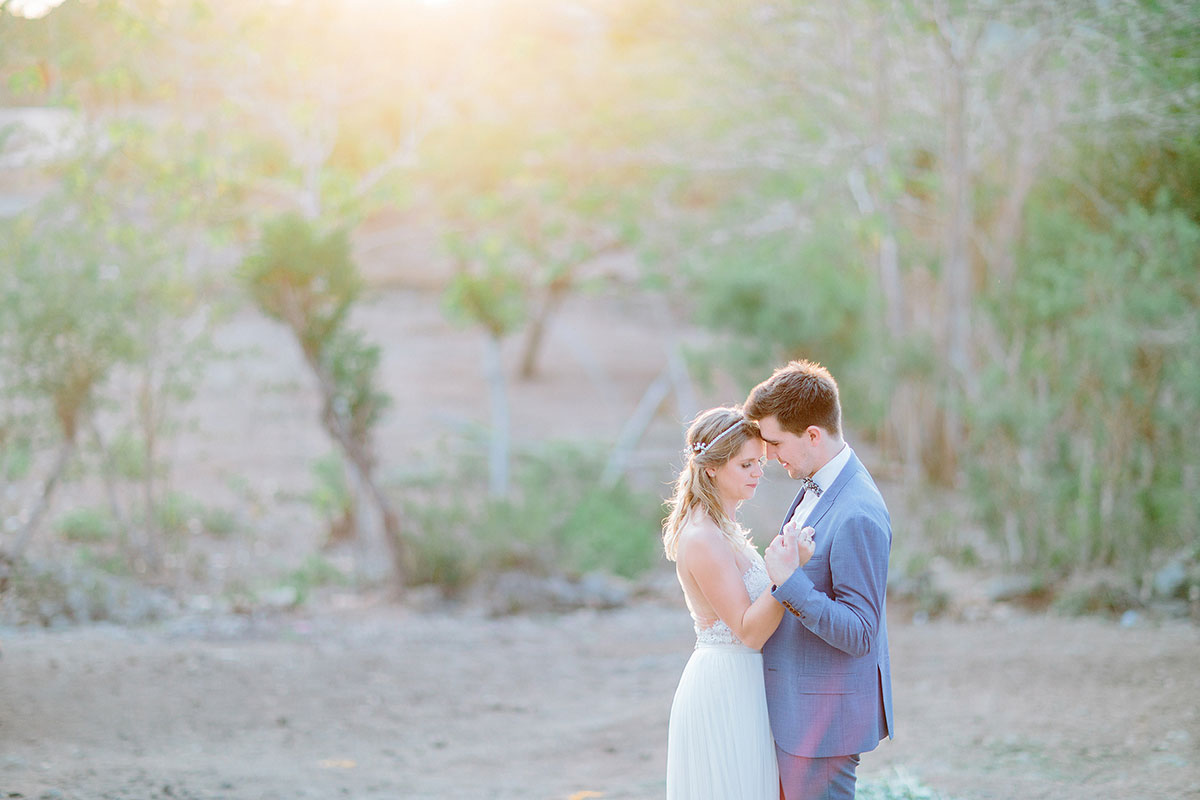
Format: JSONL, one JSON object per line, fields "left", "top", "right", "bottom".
{"left": 666, "top": 545, "right": 780, "bottom": 799}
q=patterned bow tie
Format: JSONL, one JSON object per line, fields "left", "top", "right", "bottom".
{"left": 801, "top": 476, "right": 823, "bottom": 497}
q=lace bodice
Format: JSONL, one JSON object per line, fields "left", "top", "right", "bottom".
{"left": 690, "top": 547, "right": 772, "bottom": 646}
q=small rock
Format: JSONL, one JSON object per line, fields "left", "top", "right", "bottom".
{"left": 187, "top": 595, "right": 214, "bottom": 613}
{"left": 578, "top": 571, "right": 631, "bottom": 609}
{"left": 1120, "top": 609, "right": 1141, "bottom": 627}
{"left": 259, "top": 585, "right": 300, "bottom": 610}
{"left": 1153, "top": 561, "right": 1188, "bottom": 600}
{"left": 986, "top": 574, "right": 1037, "bottom": 603}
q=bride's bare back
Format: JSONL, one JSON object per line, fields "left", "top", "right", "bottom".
{"left": 674, "top": 512, "right": 779, "bottom": 651}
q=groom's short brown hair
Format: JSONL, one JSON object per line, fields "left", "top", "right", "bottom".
{"left": 743, "top": 359, "right": 842, "bottom": 437}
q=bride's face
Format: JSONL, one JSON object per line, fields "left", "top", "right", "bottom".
{"left": 709, "top": 438, "right": 766, "bottom": 505}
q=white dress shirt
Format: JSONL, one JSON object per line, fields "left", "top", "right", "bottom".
{"left": 789, "top": 443, "right": 853, "bottom": 528}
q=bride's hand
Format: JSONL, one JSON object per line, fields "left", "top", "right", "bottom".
{"left": 766, "top": 525, "right": 816, "bottom": 587}
{"left": 765, "top": 530, "right": 799, "bottom": 586}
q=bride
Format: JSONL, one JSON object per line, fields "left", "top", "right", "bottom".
{"left": 662, "top": 406, "right": 813, "bottom": 799}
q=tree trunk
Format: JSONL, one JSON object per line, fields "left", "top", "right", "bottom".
{"left": 870, "top": 6, "right": 906, "bottom": 342}
{"left": 666, "top": 345, "right": 696, "bottom": 424}
{"left": 334, "top": 422, "right": 408, "bottom": 591}
{"left": 306, "top": 354, "right": 410, "bottom": 592}
{"left": 935, "top": 16, "right": 979, "bottom": 483}
{"left": 89, "top": 422, "right": 137, "bottom": 569}
{"left": 139, "top": 370, "right": 163, "bottom": 572}
{"left": 517, "top": 281, "right": 568, "bottom": 381}
{"left": 482, "top": 333, "right": 510, "bottom": 498}
{"left": 601, "top": 367, "right": 672, "bottom": 489}
{"left": 943, "top": 49, "right": 972, "bottom": 394}
{"left": 4, "top": 436, "right": 76, "bottom": 565}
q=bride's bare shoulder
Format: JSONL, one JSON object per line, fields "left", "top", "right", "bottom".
{"left": 676, "top": 514, "right": 726, "bottom": 559}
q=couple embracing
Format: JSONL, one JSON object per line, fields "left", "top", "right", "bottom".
{"left": 663, "top": 360, "right": 894, "bottom": 800}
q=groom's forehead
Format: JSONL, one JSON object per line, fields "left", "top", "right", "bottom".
{"left": 757, "top": 419, "right": 786, "bottom": 443}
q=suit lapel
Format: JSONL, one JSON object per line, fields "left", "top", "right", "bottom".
{"left": 779, "top": 486, "right": 807, "bottom": 536}
{"left": 778, "top": 452, "right": 861, "bottom": 535}
{"left": 805, "top": 452, "right": 862, "bottom": 531}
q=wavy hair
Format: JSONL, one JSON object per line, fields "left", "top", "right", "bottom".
{"left": 662, "top": 406, "right": 761, "bottom": 561}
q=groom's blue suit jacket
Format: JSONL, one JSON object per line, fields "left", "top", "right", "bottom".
{"left": 764, "top": 451, "right": 895, "bottom": 758}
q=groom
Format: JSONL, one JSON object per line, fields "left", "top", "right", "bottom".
{"left": 747, "top": 360, "right": 894, "bottom": 800}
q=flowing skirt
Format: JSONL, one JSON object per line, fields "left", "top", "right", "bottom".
{"left": 666, "top": 642, "right": 780, "bottom": 800}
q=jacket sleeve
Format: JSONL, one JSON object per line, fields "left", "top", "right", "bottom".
{"left": 771, "top": 512, "right": 890, "bottom": 658}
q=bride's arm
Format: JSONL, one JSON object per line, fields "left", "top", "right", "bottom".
{"left": 682, "top": 534, "right": 784, "bottom": 651}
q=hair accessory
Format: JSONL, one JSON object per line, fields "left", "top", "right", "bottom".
{"left": 691, "top": 418, "right": 743, "bottom": 455}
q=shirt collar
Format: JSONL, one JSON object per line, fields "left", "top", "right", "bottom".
{"left": 809, "top": 442, "right": 852, "bottom": 494}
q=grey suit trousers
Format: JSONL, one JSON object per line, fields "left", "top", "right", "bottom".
{"left": 777, "top": 748, "right": 860, "bottom": 800}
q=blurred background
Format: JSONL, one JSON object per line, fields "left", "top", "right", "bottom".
{"left": 1, "top": 0, "right": 1198, "bottom": 625}
{"left": 2, "top": 2, "right": 1200, "bottom": 799}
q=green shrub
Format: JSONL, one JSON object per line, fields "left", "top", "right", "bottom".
{"left": 154, "top": 492, "right": 237, "bottom": 538}
{"left": 859, "top": 768, "right": 957, "bottom": 799}
{"left": 155, "top": 491, "right": 198, "bottom": 537}
{"left": 276, "top": 554, "right": 352, "bottom": 605}
{"left": 55, "top": 507, "right": 116, "bottom": 543}
{"left": 75, "top": 546, "right": 131, "bottom": 577}
{"left": 1, "top": 435, "right": 33, "bottom": 480}
{"left": 397, "top": 441, "right": 663, "bottom": 591}
{"left": 308, "top": 453, "right": 354, "bottom": 528}
{"left": 108, "top": 431, "right": 149, "bottom": 481}
{"left": 968, "top": 197, "right": 1200, "bottom": 576}
{"left": 199, "top": 506, "right": 238, "bottom": 538}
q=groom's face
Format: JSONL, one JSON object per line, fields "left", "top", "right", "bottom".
{"left": 757, "top": 415, "right": 814, "bottom": 479}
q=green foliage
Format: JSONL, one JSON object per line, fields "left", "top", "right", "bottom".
{"left": 442, "top": 260, "right": 527, "bottom": 339}
{"left": 1, "top": 434, "right": 33, "bottom": 480}
{"left": 106, "top": 431, "right": 148, "bottom": 481}
{"left": 399, "top": 442, "right": 663, "bottom": 591}
{"left": 858, "top": 768, "right": 958, "bottom": 800}
{"left": 682, "top": 204, "right": 889, "bottom": 431}
{"left": 55, "top": 507, "right": 116, "bottom": 543}
{"left": 308, "top": 453, "right": 353, "bottom": 523}
{"left": 323, "top": 329, "right": 391, "bottom": 447}
{"left": 198, "top": 506, "right": 238, "bottom": 538}
{"left": 240, "top": 214, "right": 388, "bottom": 459}
{"left": 276, "top": 554, "right": 352, "bottom": 605}
{"left": 692, "top": 231, "right": 869, "bottom": 363}
{"left": 153, "top": 491, "right": 237, "bottom": 539}
{"left": 969, "top": 196, "right": 1200, "bottom": 573}
{"left": 4, "top": 0, "right": 1197, "bottom": 604}
{"left": 239, "top": 213, "right": 360, "bottom": 359}
{"left": 0, "top": 212, "right": 141, "bottom": 441}
{"left": 1052, "top": 577, "right": 1139, "bottom": 618}
{"left": 238, "top": 208, "right": 392, "bottom": 539}
{"left": 75, "top": 545, "right": 133, "bottom": 578}
{"left": 0, "top": 116, "right": 216, "bottom": 570}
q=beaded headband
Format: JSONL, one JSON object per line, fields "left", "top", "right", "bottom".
{"left": 691, "top": 417, "right": 744, "bottom": 456}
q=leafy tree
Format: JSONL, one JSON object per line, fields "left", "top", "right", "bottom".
{"left": 240, "top": 213, "right": 408, "bottom": 588}
{"left": 0, "top": 197, "right": 139, "bottom": 582}
{"left": 969, "top": 196, "right": 1200, "bottom": 574}
{"left": 442, "top": 241, "right": 527, "bottom": 499}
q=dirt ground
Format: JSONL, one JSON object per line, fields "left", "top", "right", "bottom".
{"left": 2, "top": 284, "right": 1199, "bottom": 799}
{"left": 1, "top": 597, "right": 1198, "bottom": 800}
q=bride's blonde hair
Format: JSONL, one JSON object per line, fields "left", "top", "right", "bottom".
{"left": 662, "top": 406, "right": 761, "bottom": 561}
